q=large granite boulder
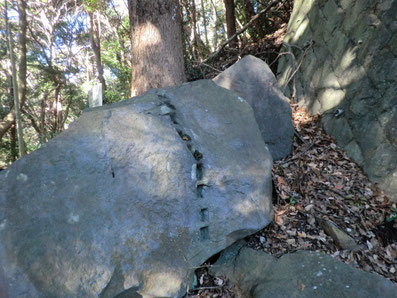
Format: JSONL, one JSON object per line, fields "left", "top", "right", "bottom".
{"left": 214, "top": 55, "right": 294, "bottom": 160}
{"left": 277, "top": 0, "right": 397, "bottom": 201}
{"left": 0, "top": 80, "right": 273, "bottom": 297}
{"left": 211, "top": 242, "right": 397, "bottom": 297}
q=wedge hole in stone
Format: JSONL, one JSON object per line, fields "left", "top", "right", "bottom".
{"left": 200, "top": 226, "right": 209, "bottom": 240}
{"left": 196, "top": 162, "right": 203, "bottom": 181}
{"left": 177, "top": 129, "right": 183, "bottom": 138}
{"left": 176, "top": 130, "right": 191, "bottom": 141}
{"left": 197, "top": 185, "right": 204, "bottom": 198}
{"left": 164, "top": 101, "right": 176, "bottom": 110}
{"left": 181, "top": 134, "right": 191, "bottom": 141}
{"left": 193, "top": 150, "right": 203, "bottom": 160}
{"left": 169, "top": 112, "right": 178, "bottom": 125}
{"left": 200, "top": 208, "right": 209, "bottom": 222}
{"left": 111, "top": 168, "right": 115, "bottom": 178}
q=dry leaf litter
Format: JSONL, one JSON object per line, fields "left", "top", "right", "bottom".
{"left": 187, "top": 103, "right": 397, "bottom": 297}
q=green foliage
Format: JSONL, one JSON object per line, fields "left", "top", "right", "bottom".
{"left": 289, "top": 196, "right": 297, "bottom": 206}
{"left": 0, "top": 138, "right": 13, "bottom": 167}
{"left": 184, "top": 58, "right": 205, "bottom": 82}
{"left": 101, "top": 33, "right": 131, "bottom": 103}
{"left": 386, "top": 208, "right": 397, "bottom": 222}
{"left": 84, "top": 0, "right": 106, "bottom": 13}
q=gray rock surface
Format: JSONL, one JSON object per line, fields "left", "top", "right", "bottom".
{"left": 0, "top": 80, "right": 273, "bottom": 297}
{"left": 211, "top": 242, "right": 397, "bottom": 297}
{"left": 319, "top": 218, "right": 359, "bottom": 250}
{"left": 214, "top": 55, "right": 294, "bottom": 160}
{"left": 277, "top": 0, "right": 397, "bottom": 201}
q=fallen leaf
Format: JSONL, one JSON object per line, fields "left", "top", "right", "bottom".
{"left": 277, "top": 176, "right": 286, "bottom": 185}
{"left": 214, "top": 277, "right": 224, "bottom": 286}
{"left": 199, "top": 274, "right": 204, "bottom": 286}
{"left": 286, "top": 239, "right": 296, "bottom": 245}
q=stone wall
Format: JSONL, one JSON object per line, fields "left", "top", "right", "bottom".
{"left": 277, "top": 0, "right": 397, "bottom": 201}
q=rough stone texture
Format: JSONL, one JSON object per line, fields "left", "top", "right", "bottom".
{"left": 319, "top": 218, "right": 359, "bottom": 250}
{"left": 214, "top": 55, "right": 294, "bottom": 160}
{"left": 211, "top": 242, "right": 397, "bottom": 297}
{"left": 278, "top": 0, "right": 397, "bottom": 201}
{"left": 0, "top": 80, "right": 273, "bottom": 297}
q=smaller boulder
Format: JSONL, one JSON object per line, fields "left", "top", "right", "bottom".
{"left": 211, "top": 242, "right": 397, "bottom": 297}
{"left": 319, "top": 218, "right": 360, "bottom": 250}
{"left": 213, "top": 55, "right": 294, "bottom": 160}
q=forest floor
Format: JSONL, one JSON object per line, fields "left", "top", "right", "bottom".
{"left": 187, "top": 104, "right": 397, "bottom": 297}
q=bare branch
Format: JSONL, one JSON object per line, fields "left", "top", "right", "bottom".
{"left": 282, "top": 40, "right": 314, "bottom": 99}
{"left": 201, "top": 0, "right": 278, "bottom": 63}
{"left": 192, "top": 61, "right": 222, "bottom": 73}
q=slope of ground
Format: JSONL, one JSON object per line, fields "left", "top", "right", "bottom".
{"left": 251, "top": 103, "right": 397, "bottom": 279}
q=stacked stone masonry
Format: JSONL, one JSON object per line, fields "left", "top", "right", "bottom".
{"left": 278, "top": 0, "right": 397, "bottom": 201}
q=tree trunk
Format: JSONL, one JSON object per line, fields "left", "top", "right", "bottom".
{"left": 10, "top": 123, "right": 17, "bottom": 161}
{"left": 223, "top": 0, "right": 237, "bottom": 47}
{"left": 201, "top": 0, "right": 209, "bottom": 46}
{"left": 39, "top": 93, "right": 47, "bottom": 144}
{"left": 0, "top": 0, "right": 27, "bottom": 142}
{"left": 210, "top": 0, "right": 219, "bottom": 49}
{"left": 52, "top": 84, "right": 61, "bottom": 134}
{"left": 191, "top": 0, "right": 200, "bottom": 59}
{"left": 17, "top": 0, "right": 27, "bottom": 107}
{"left": 180, "top": 0, "right": 195, "bottom": 59}
{"left": 89, "top": 11, "right": 106, "bottom": 98}
{"left": 128, "top": 0, "right": 186, "bottom": 96}
{"left": 5, "top": 0, "right": 26, "bottom": 156}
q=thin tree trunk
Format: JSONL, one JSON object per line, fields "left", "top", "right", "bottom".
{"left": 17, "top": 0, "right": 27, "bottom": 107}
{"left": 52, "top": 85, "right": 61, "bottom": 133}
{"left": 57, "top": 94, "right": 63, "bottom": 132}
{"left": 0, "top": 66, "right": 15, "bottom": 140}
{"left": 201, "top": 0, "right": 209, "bottom": 46}
{"left": 223, "top": 0, "right": 237, "bottom": 47}
{"left": 234, "top": 5, "right": 248, "bottom": 43}
{"left": 60, "top": 98, "right": 72, "bottom": 129}
{"left": 210, "top": 0, "right": 219, "bottom": 49}
{"left": 191, "top": 0, "right": 199, "bottom": 58}
{"left": 27, "top": 13, "right": 64, "bottom": 114}
{"left": 202, "top": 0, "right": 277, "bottom": 62}
{"left": 5, "top": 0, "right": 26, "bottom": 156}
{"left": 10, "top": 123, "right": 17, "bottom": 161}
{"left": 128, "top": 0, "right": 186, "bottom": 96}
{"left": 235, "top": 6, "right": 244, "bottom": 29}
{"left": 180, "top": 0, "right": 195, "bottom": 59}
{"left": 21, "top": 108, "right": 41, "bottom": 135}
{"left": 243, "top": 0, "right": 265, "bottom": 39}
{"left": 0, "top": 0, "right": 26, "bottom": 141}
{"left": 102, "top": 13, "right": 130, "bottom": 68}
{"left": 89, "top": 11, "right": 106, "bottom": 97}
{"left": 40, "top": 94, "right": 46, "bottom": 143}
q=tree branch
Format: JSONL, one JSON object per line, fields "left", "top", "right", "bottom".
{"left": 0, "top": 111, "right": 16, "bottom": 140}
{"left": 201, "top": 0, "right": 278, "bottom": 63}
{"left": 282, "top": 40, "right": 314, "bottom": 99}
{"left": 21, "top": 108, "right": 41, "bottom": 135}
